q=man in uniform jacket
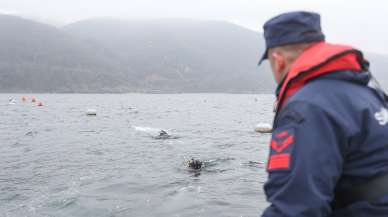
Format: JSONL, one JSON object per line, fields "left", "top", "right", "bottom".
{"left": 258, "top": 11, "right": 388, "bottom": 217}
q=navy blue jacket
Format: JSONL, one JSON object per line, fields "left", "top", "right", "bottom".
{"left": 262, "top": 70, "right": 388, "bottom": 217}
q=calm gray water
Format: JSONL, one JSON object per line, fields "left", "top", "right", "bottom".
{"left": 0, "top": 94, "right": 274, "bottom": 217}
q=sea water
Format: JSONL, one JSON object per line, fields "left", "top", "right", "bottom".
{"left": 0, "top": 93, "right": 274, "bottom": 217}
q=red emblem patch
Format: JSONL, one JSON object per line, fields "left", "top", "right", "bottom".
{"left": 268, "top": 153, "right": 290, "bottom": 170}
{"left": 267, "top": 128, "right": 295, "bottom": 171}
{"left": 276, "top": 131, "right": 289, "bottom": 138}
{"left": 271, "top": 135, "right": 294, "bottom": 153}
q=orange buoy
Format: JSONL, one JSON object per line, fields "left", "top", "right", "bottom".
{"left": 37, "top": 102, "right": 43, "bottom": 106}
{"left": 21, "top": 96, "right": 27, "bottom": 102}
{"left": 32, "top": 97, "right": 36, "bottom": 103}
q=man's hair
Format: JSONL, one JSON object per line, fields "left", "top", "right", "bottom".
{"left": 269, "top": 42, "right": 317, "bottom": 65}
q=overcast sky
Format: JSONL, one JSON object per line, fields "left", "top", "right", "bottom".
{"left": 1, "top": 0, "right": 388, "bottom": 55}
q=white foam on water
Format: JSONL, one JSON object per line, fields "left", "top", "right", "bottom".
{"left": 132, "top": 126, "right": 161, "bottom": 133}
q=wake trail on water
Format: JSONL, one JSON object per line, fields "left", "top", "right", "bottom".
{"left": 132, "top": 126, "right": 162, "bottom": 134}
{"left": 132, "top": 126, "right": 180, "bottom": 140}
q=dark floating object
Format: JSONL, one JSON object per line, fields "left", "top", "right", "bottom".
{"left": 154, "top": 130, "right": 170, "bottom": 139}
{"left": 159, "top": 130, "right": 168, "bottom": 136}
{"left": 186, "top": 158, "right": 203, "bottom": 170}
{"left": 153, "top": 130, "right": 180, "bottom": 140}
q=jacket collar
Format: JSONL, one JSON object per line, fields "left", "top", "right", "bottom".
{"left": 275, "top": 42, "right": 368, "bottom": 113}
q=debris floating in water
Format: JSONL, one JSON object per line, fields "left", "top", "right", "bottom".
{"left": 254, "top": 123, "right": 272, "bottom": 133}
{"left": 86, "top": 109, "right": 97, "bottom": 116}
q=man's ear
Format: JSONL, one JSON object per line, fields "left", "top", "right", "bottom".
{"left": 270, "top": 51, "right": 286, "bottom": 83}
{"left": 271, "top": 52, "right": 285, "bottom": 73}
